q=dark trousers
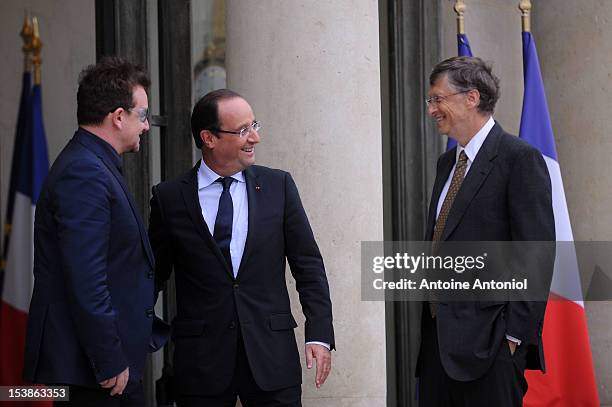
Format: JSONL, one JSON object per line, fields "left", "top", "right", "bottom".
{"left": 54, "top": 382, "right": 144, "bottom": 407}
{"left": 177, "top": 333, "right": 301, "bottom": 407}
{"left": 419, "top": 313, "right": 528, "bottom": 407}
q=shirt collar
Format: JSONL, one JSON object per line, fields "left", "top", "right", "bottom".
{"left": 197, "top": 159, "right": 245, "bottom": 190}
{"left": 78, "top": 127, "right": 123, "bottom": 173}
{"left": 456, "top": 116, "right": 495, "bottom": 164}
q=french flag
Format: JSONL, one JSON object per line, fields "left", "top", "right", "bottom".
{"left": 0, "top": 70, "right": 49, "bottom": 394}
{"left": 519, "top": 31, "right": 600, "bottom": 407}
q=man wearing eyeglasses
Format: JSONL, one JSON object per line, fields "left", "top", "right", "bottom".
{"left": 149, "top": 89, "right": 334, "bottom": 406}
{"left": 23, "top": 57, "right": 168, "bottom": 406}
{"left": 416, "top": 57, "right": 555, "bottom": 406}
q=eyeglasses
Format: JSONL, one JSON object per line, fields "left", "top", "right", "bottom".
{"left": 209, "top": 120, "right": 261, "bottom": 138}
{"left": 130, "top": 107, "right": 150, "bottom": 123}
{"left": 425, "top": 90, "right": 471, "bottom": 107}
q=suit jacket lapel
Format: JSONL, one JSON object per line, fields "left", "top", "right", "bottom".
{"left": 237, "top": 166, "right": 259, "bottom": 276}
{"left": 426, "top": 150, "right": 456, "bottom": 240}
{"left": 75, "top": 130, "right": 155, "bottom": 268}
{"left": 103, "top": 155, "right": 155, "bottom": 268}
{"left": 179, "top": 161, "right": 233, "bottom": 277}
{"left": 441, "top": 123, "right": 501, "bottom": 241}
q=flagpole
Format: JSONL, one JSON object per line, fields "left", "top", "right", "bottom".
{"left": 3, "top": 13, "right": 32, "bottom": 269}
{"left": 454, "top": 0, "right": 466, "bottom": 35}
{"left": 20, "top": 11, "right": 33, "bottom": 73}
{"left": 519, "top": 0, "right": 531, "bottom": 33}
{"left": 31, "top": 16, "right": 42, "bottom": 86}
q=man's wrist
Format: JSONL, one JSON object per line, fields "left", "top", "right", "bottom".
{"left": 306, "top": 341, "right": 330, "bottom": 351}
{"left": 505, "top": 334, "right": 521, "bottom": 346}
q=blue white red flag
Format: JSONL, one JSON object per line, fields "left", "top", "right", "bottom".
{"left": 519, "top": 30, "right": 599, "bottom": 407}
{"left": 0, "top": 73, "right": 49, "bottom": 393}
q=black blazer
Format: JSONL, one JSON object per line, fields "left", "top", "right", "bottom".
{"left": 419, "top": 123, "right": 555, "bottom": 381}
{"left": 149, "top": 163, "right": 334, "bottom": 395}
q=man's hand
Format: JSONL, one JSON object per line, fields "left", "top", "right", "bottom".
{"left": 508, "top": 340, "right": 517, "bottom": 356}
{"left": 305, "top": 344, "right": 331, "bottom": 388}
{"left": 99, "top": 367, "right": 129, "bottom": 396}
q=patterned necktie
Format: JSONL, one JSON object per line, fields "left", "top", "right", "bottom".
{"left": 213, "top": 177, "right": 234, "bottom": 270}
{"left": 432, "top": 150, "right": 469, "bottom": 244}
{"left": 430, "top": 150, "right": 468, "bottom": 317}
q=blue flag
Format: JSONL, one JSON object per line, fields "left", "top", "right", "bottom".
{"left": 29, "top": 83, "right": 50, "bottom": 202}
{"left": 457, "top": 33, "right": 473, "bottom": 58}
{"left": 446, "top": 34, "right": 474, "bottom": 151}
{"left": 518, "top": 32, "right": 556, "bottom": 159}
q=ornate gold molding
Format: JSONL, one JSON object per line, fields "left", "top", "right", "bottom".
{"left": 203, "top": 0, "right": 226, "bottom": 65}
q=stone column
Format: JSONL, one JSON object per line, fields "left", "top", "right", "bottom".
{"left": 533, "top": 1, "right": 612, "bottom": 404}
{"left": 225, "top": 1, "right": 385, "bottom": 406}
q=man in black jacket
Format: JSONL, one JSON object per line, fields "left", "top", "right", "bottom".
{"left": 417, "top": 56, "right": 555, "bottom": 406}
{"left": 149, "top": 89, "right": 334, "bottom": 406}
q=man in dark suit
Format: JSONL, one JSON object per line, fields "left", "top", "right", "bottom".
{"left": 23, "top": 57, "right": 167, "bottom": 406}
{"left": 417, "top": 56, "right": 555, "bottom": 406}
{"left": 149, "top": 89, "right": 335, "bottom": 406}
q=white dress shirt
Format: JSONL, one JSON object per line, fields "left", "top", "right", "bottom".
{"left": 197, "top": 160, "right": 248, "bottom": 277}
{"left": 436, "top": 116, "right": 495, "bottom": 219}
{"left": 435, "top": 117, "right": 521, "bottom": 346}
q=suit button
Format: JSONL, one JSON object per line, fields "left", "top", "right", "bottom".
{"left": 233, "top": 283, "right": 239, "bottom": 289}
{"left": 229, "top": 321, "right": 236, "bottom": 329}
{"left": 147, "top": 272, "right": 154, "bottom": 279}
{"left": 146, "top": 309, "right": 154, "bottom": 318}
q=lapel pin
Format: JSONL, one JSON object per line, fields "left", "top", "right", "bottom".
{"left": 255, "top": 185, "right": 261, "bottom": 191}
